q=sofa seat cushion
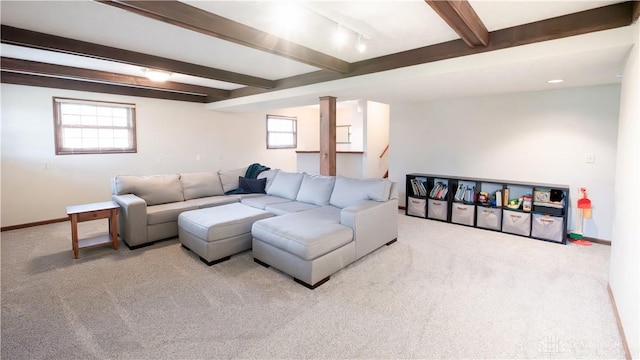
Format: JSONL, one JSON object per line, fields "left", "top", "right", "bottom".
{"left": 252, "top": 212, "right": 353, "bottom": 261}
{"left": 147, "top": 202, "right": 199, "bottom": 225}
{"left": 264, "top": 201, "right": 319, "bottom": 216}
{"left": 184, "top": 196, "right": 238, "bottom": 209}
{"left": 179, "top": 203, "right": 273, "bottom": 242}
{"left": 241, "top": 195, "right": 291, "bottom": 210}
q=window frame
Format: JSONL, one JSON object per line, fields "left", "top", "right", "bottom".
{"left": 266, "top": 114, "right": 297, "bottom": 149}
{"left": 53, "top": 97, "right": 137, "bottom": 155}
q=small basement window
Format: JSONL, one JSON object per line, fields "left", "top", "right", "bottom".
{"left": 266, "top": 115, "right": 297, "bottom": 149}
{"left": 53, "top": 97, "right": 137, "bottom": 155}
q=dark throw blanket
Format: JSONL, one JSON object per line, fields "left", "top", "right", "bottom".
{"left": 224, "top": 163, "right": 271, "bottom": 195}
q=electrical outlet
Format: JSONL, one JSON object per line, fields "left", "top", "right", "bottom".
{"left": 158, "top": 156, "right": 164, "bottom": 163}
{"left": 585, "top": 153, "right": 595, "bottom": 163}
{"left": 196, "top": 155, "right": 201, "bottom": 161}
{"left": 43, "top": 162, "right": 50, "bottom": 170}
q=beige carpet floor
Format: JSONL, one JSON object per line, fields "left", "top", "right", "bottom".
{"left": 1, "top": 211, "right": 624, "bottom": 359}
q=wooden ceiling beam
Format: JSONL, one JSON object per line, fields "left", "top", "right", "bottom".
{"left": 0, "top": 25, "right": 274, "bottom": 89}
{"left": 0, "top": 71, "right": 207, "bottom": 103}
{"left": 97, "top": 0, "right": 352, "bottom": 74}
{"left": 425, "top": 0, "right": 489, "bottom": 47}
{"left": 228, "top": 2, "right": 634, "bottom": 100}
{"left": 0, "top": 57, "right": 230, "bottom": 100}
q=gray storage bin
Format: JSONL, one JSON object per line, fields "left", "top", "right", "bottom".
{"left": 531, "top": 213, "right": 564, "bottom": 242}
{"left": 427, "top": 199, "right": 448, "bottom": 221}
{"left": 407, "top": 197, "right": 426, "bottom": 218}
{"left": 476, "top": 207, "right": 502, "bottom": 230}
{"left": 451, "top": 203, "right": 475, "bottom": 226}
{"left": 502, "top": 209, "right": 531, "bottom": 236}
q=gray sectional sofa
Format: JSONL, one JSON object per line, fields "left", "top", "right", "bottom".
{"left": 111, "top": 167, "right": 398, "bottom": 288}
{"left": 111, "top": 166, "right": 263, "bottom": 248}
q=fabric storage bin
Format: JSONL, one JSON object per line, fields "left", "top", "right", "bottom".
{"left": 476, "top": 207, "right": 502, "bottom": 230}
{"left": 531, "top": 214, "right": 564, "bottom": 242}
{"left": 427, "top": 199, "right": 448, "bottom": 221}
{"left": 407, "top": 197, "right": 426, "bottom": 218}
{"left": 451, "top": 203, "right": 475, "bottom": 226}
{"left": 502, "top": 210, "right": 531, "bottom": 236}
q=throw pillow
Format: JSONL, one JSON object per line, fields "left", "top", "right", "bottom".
{"left": 238, "top": 176, "right": 267, "bottom": 194}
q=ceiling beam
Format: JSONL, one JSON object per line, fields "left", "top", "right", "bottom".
{"left": 1, "top": 57, "right": 230, "bottom": 100}
{"left": 97, "top": 0, "right": 351, "bottom": 74}
{"left": 228, "top": 2, "right": 634, "bottom": 100}
{"left": 0, "top": 71, "right": 207, "bottom": 103}
{"left": 0, "top": 25, "right": 275, "bottom": 89}
{"left": 425, "top": 0, "right": 489, "bottom": 47}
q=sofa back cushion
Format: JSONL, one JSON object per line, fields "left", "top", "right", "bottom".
{"left": 218, "top": 167, "right": 248, "bottom": 193}
{"left": 180, "top": 171, "right": 225, "bottom": 200}
{"left": 296, "top": 174, "right": 335, "bottom": 206}
{"left": 266, "top": 171, "right": 305, "bottom": 200}
{"left": 114, "top": 174, "right": 184, "bottom": 206}
{"left": 257, "top": 169, "right": 280, "bottom": 193}
{"left": 329, "top": 176, "right": 392, "bottom": 208}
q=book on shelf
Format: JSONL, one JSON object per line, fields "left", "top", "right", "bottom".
{"left": 410, "top": 179, "right": 418, "bottom": 196}
{"left": 410, "top": 178, "right": 429, "bottom": 197}
{"left": 462, "top": 187, "right": 475, "bottom": 203}
{"left": 429, "top": 181, "right": 448, "bottom": 200}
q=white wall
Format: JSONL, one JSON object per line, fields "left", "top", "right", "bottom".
{"left": 610, "top": 21, "right": 640, "bottom": 359}
{"left": 364, "top": 101, "right": 390, "bottom": 178}
{"left": 295, "top": 99, "right": 387, "bottom": 178}
{"left": 389, "top": 85, "right": 620, "bottom": 241}
{"left": 0, "top": 84, "right": 313, "bottom": 227}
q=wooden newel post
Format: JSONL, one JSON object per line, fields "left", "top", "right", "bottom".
{"left": 319, "top": 96, "right": 337, "bottom": 176}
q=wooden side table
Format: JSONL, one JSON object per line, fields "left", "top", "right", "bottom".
{"left": 66, "top": 201, "right": 120, "bottom": 259}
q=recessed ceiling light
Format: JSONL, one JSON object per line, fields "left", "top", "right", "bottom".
{"left": 142, "top": 68, "right": 172, "bottom": 82}
{"left": 547, "top": 79, "right": 564, "bottom": 84}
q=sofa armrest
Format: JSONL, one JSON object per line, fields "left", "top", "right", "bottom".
{"left": 112, "top": 194, "right": 148, "bottom": 247}
{"left": 340, "top": 199, "right": 398, "bottom": 259}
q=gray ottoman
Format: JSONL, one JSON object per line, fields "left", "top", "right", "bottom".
{"left": 178, "top": 203, "right": 274, "bottom": 265}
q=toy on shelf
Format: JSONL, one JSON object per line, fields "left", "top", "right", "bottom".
{"left": 569, "top": 187, "right": 592, "bottom": 246}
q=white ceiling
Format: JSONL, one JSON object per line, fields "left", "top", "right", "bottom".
{"left": 0, "top": 0, "right": 633, "bottom": 112}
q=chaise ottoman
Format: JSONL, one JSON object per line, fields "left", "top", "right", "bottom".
{"left": 178, "top": 203, "right": 274, "bottom": 265}
{"left": 251, "top": 207, "right": 356, "bottom": 289}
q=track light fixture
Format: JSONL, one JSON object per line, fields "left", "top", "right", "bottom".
{"left": 356, "top": 34, "right": 367, "bottom": 53}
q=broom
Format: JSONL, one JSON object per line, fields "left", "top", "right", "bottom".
{"left": 570, "top": 187, "right": 592, "bottom": 246}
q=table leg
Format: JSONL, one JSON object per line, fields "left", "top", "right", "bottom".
{"left": 70, "top": 214, "right": 79, "bottom": 259}
{"left": 110, "top": 208, "right": 119, "bottom": 250}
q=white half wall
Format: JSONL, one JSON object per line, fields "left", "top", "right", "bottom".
{"left": 610, "top": 21, "right": 640, "bottom": 359}
{"left": 0, "top": 84, "right": 313, "bottom": 227}
{"left": 389, "top": 85, "right": 620, "bottom": 241}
